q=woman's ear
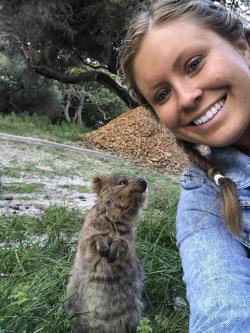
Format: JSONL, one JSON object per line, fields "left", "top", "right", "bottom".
{"left": 234, "top": 37, "right": 250, "bottom": 65}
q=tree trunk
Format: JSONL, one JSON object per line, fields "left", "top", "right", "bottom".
{"left": 7, "top": 93, "right": 22, "bottom": 114}
{"left": 64, "top": 95, "right": 71, "bottom": 122}
{"left": 75, "top": 93, "right": 85, "bottom": 126}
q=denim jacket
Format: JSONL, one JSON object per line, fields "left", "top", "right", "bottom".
{"left": 176, "top": 146, "right": 250, "bottom": 333}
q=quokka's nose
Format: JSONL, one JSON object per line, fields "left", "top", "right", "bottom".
{"left": 138, "top": 178, "right": 147, "bottom": 190}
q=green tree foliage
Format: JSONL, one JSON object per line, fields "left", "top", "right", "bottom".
{"left": 0, "top": 54, "right": 62, "bottom": 120}
{"left": 83, "top": 83, "right": 127, "bottom": 128}
{"left": 0, "top": 0, "right": 141, "bottom": 107}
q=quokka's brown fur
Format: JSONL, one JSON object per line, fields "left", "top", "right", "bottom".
{"left": 64, "top": 173, "right": 147, "bottom": 333}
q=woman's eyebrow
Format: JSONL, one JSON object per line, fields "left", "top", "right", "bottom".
{"left": 146, "top": 51, "right": 190, "bottom": 93}
{"left": 173, "top": 43, "right": 200, "bottom": 69}
{"left": 149, "top": 80, "right": 168, "bottom": 92}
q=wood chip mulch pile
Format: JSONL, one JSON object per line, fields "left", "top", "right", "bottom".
{"left": 84, "top": 107, "right": 189, "bottom": 176}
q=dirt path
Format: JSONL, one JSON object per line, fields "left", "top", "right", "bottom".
{"left": 0, "top": 133, "right": 122, "bottom": 160}
{"left": 0, "top": 134, "right": 125, "bottom": 217}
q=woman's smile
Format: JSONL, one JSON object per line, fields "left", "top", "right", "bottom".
{"left": 192, "top": 97, "right": 225, "bottom": 126}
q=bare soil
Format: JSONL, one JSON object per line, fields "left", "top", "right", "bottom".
{"left": 0, "top": 141, "right": 97, "bottom": 216}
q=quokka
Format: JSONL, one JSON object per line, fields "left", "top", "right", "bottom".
{"left": 64, "top": 173, "right": 147, "bottom": 333}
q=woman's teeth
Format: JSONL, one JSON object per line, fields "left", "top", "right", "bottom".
{"left": 194, "top": 99, "right": 225, "bottom": 125}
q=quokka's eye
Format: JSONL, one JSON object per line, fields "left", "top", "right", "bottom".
{"left": 118, "top": 180, "right": 128, "bottom": 186}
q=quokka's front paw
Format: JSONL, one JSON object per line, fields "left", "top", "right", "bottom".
{"left": 94, "top": 235, "right": 128, "bottom": 263}
{"left": 94, "top": 235, "right": 111, "bottom": 258}
{"left": 107, "top": 239, "right": 128, "bottom": 263}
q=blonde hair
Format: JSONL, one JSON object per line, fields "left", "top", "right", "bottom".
{"left": 118, "top": 0, "right": 250, "bottom": 234}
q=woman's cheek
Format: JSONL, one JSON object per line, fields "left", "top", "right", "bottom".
{"left": 158, "top": 112, "right": 178, "bottom": 131}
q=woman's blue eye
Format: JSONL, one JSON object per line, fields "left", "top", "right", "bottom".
{"left": 156, "top": 89, "right": 170, "bottom": 103}
{"left": 188, "top": 56, "right": 202, "bottom": 73}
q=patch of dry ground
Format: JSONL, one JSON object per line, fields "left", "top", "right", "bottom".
{"left": 85, "top": 107, "right": 189, "bottom": 176}
{"left": 0, "top": 141, "right": 97, "bottom": 216}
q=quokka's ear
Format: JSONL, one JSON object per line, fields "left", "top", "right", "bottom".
{"left": 91, "top": 175, "right": 110, "bottom": 194}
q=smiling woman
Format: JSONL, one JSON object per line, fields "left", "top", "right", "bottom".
{"left": 118, "top": 1, "right": 250, "bottom": 332}
{"left": 133, "top": 19, "right": 250, "bottom": 148}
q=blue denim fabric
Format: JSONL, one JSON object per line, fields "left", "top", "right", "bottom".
{"left": 176, "top": 146, "right": 250, "bottom": 333}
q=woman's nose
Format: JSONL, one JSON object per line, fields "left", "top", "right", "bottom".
{"left": 177, "top": 84, "right": 203, "bottom": 111}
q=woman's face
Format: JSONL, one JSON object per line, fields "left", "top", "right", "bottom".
{"left": 133, "top": 18, "right": 250, "bottom": 152}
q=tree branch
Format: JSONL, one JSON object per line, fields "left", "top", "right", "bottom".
{"left": 1, "top": 31, "right": 137, "bottom": 108}
{"left": 32, "top": 65, "right": 137, "bottom": 108}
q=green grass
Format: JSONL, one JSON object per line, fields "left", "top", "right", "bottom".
{"left": 0, "top": 113, "right": 90, "bottom": 145}
{"left": 0, "top": 166, "right": 21, "bottom": 178}
{"left": 1, "top": 182, "right": 45, "bottom": 194}
{"left": 0, "top": 207, "right": 82, "bottom": 332}
{"left": 58, "top": 184, "right": 90, "bottom": 193}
